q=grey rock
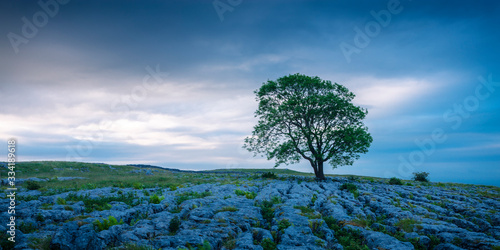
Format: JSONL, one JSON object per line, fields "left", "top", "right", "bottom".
{"left": 433, "top": 243, "right": 466, "bottom": 250}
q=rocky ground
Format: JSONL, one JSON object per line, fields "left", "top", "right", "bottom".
{"left": 1, "top": 175, "right": 500, "bottom": 250}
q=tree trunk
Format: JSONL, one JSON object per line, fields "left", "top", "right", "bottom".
{"left": 316, "top": 160, "right": 325, "bottom": 180}
{"left": 311, "top": 161, "right": 318, "bottom": 177}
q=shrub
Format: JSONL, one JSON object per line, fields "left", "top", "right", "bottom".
{"left": 259, "top": 200, "right": 277, "bottom": 226}
{"left": 35, "top": 213, "right": 44, "bottom": 222}
{"left": 340, "top": 183, "right": 357, "bottom": 192}
{"left": 245, "top": 191, "right": 257, "bottom": 199}
{"left": 412, "top": 172, "right": 430, "bottom": 182}
{"left": 395, "top": 218, "right": 418, "bottom": 233}
{"left": 309, "top": 220, "right": 324, "bottom": 238}
{"left": 93, "top": 216, "right": 124, "bottom": 232}
{"left": 216, "top": 206, "right": 239, "bottom": 213}
{"left": 260, "top": 238, "right": 277, "bottom": 250}
{"left": 176, "top": 191, "right": 212, "bottom": 205}
{"left": 169, "top": 216, "right": 181, "bottom": 235}
{"left": 133, "top": 182, "right": 144, "bottom": 189}
{"left": 311, "top": 194, "right": 318, "bottom": 204}
{"left": 294, "top": 205, "right": 321, "bottom": 219}
{"left": 56, "top": 197, "right": 67, "bottom": 205}
{"left": 28, "top": 236, "right": 52, "bottom": 250}
{"left": 340, "top": 183, "right": 359, "bottom": 198}
{"left": 278, "top": 219, "right": 292, "bottom": 232}
{"left": 66, "top": 192, "right": 138, "bottom": 213}
{"left": 149, "top": 194, "right": 165, "bottom": 204}
{"left": 26, "top": 180, "right": 41, "bottom": 190}
{"left": 198, "top": 240, "right": 212, "bottom": 250}
{"left": 234, "top": 189, "right": 257, "bottom": 199}
{"left": 19, "top": 222, "right": 38, "bottom": 233}
{"left": 261, "top": 172, "right": 278, "bottom": 179}
{"left": 388, "top": 177, "right": 403, "bottom": 185}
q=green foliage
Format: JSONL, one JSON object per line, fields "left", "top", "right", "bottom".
{"left": 216, "top": 206, "right": 239, "bottom": 213}
{"left": 234, "top": 189, "right": 257, "bottom": 199}
{"left": 340, "top": 183, "right": 359, "bottom": 198}
{"left": 395, "top": 218, "right": 418, "bottom": 233}
{"left": 176, "top": 191, "right": 212, "bottom": 205}
{"left": 133, "top": 182, "right": 144, "bottom": 189}
{"left": 309, "top": 220, "right": 325, "bottom": 239}
{"left": 26, "top": 180, "right": 42, "bottom": 190}
{"left": 260, "top": 238, "right": 277, "bottom": 250}
{"left": 258, "top": 200, "right": 280, "bottom": 227}
{"left": 142, "top": 189, "right": 150, "bottom": 196}
{"left": 245, "top": 192, "right": 257, "bottom": 199}
{"left": 36, "top": 213, "right": 44, "bottom": 222}
{"left": 243, "top": 73, "right": 373, "bottom": 179}
{"left": 169, "top": 216, "right": 181, "bottom": 235}
{"left": 223, "top": 237, "right": 236, "bottom": 249}
{"left": 56, "top": 197, "right": 67, "bottom": 205}
{"left": 197, "top": 240, "right": 212, "bottom": 250}
{"left": 93, "top": 216, "right": 124, "bottom": 232}
{"left": 19, "top": 221, "right": 38, "bottom": 233}
{"left": 66, "top": 192, "right": 137, "bottom": 213}
{"left": 149, "top": 194, "right": 165, "bottom": 204}
{"left": 235, "top": 189, "right": 246, "bottom": 196}
{"left": 389, "top": 177, "right": 403, "bottom": 185}
{"left": 271, "top": 196, "right": 282, "bottom": 204}
{"left": 294, "top": 205, "right": 321, "bottom": 219}
{"left": 340, "top": 183, "right": 357, "bottom": 192}
{"left": 40, "top": 203, "right": 52, "bottom": 210}
{"left": 311, "top": 193, "right": 318, "bottom": 204}
{"left": 261, "top": 172, "right": 278, "bottom": 179}
{"left": 278, "top": 219, "right": 292, "bottom": 232}
{"left": 412, "top": 172, "right": 430, "bottom": 182}
{"left": 324, "top": 216, "right": 369, "bottom": 250}
{"left": 119, "top": 243, "right": 157, "bottom": 250}
{"left": 28, "top": 236, "right": 52, "bottom": 250}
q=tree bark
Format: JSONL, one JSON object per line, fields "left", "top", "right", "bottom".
{"left": 316, "top": 160, "right": 325, "bottom": 180}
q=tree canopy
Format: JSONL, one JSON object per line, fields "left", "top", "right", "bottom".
{"left": 244, "top": 73, "right": 372, "bottom": 180}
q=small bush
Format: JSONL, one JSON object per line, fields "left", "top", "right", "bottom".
{"left": 169, "top": 216, "right": 181, "bottom": 235}
{"left": 261, "top": 172, "right": 278, "bottom": 179}
{"left": 19, "top": 222, "right": 38, "bottom": 233}
{"left": 395, "top": 218, "right": 418, "bottom": 233}
{"left": 56, "top": 197, "right": 67, "bottom": 205}
{"left": 340, "top": 183, "right": 359, "bottom": 198}
{"left": 133, "top": 182, "right": 144, "bottom": 189}
{"left": 35, "top": 213, "right": 44, "bottom": 222}
{"left": 260, "top": 238, "right": 277, "bottom": 250}
{"left": 259, "top": 200, "right": 277, "bottom": 226}
{"left": 216, "top": 206, "right": 239, "bottom": 213}
{"left": 93, "top": 216, "right": 124, "bottom": 232}
{"left": 149, "top": 194, "right": 165, "bottom": 204}
{"left": 198, "top": 240, "right": 212, "bottom": 250}
{"left": 340, "top": 183, "right": 357, "bottom": 192}
{"left": 278, "top": 219, "right": 292, "bottom": 232}
{"left": 28, "top": 236, "right": 52, "bottom": 250}
{"left": 388, "top": 177, "right": 403, "bottom": 185}
{"left": 412, "top": 172, "right": 430, "bottom": 182}
{"left": 26, "top": 180, "right": 42, "bottom": 190}
{"left": 235, "top": 189, "right": 246, "bottom": 196}
{"left": 234, "top": 189, "right": 257, "bottom": 199}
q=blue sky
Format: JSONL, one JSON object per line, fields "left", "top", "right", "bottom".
{"left": 1, "top": 0, "right": 499, "bottom": 186}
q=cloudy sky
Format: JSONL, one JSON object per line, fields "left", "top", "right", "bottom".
{"left": 1, "top": 0, "right": 499, "bottom": 186}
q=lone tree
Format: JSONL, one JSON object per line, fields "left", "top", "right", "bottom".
{"left": 244, "top": 73, "right": 372, "bottom": 180}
